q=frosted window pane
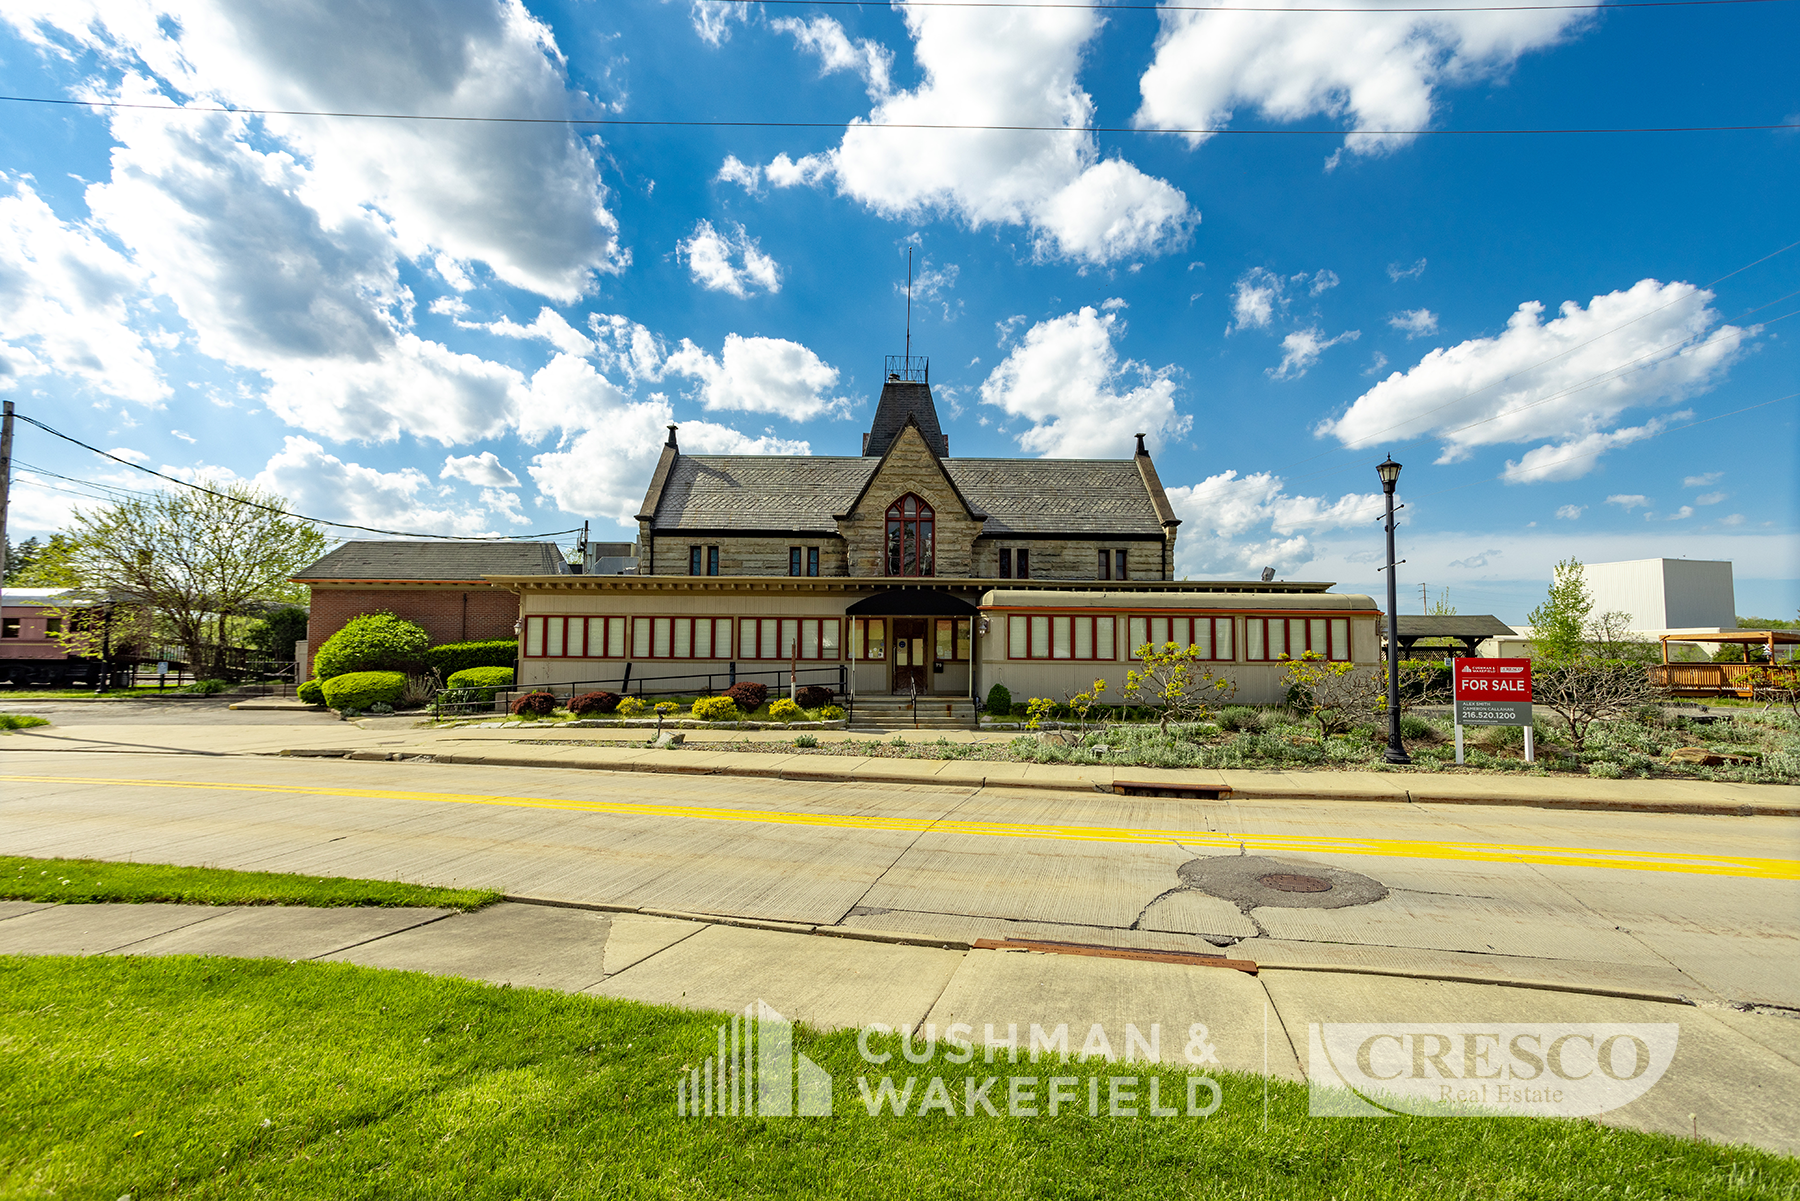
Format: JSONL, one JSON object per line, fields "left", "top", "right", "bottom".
{"left": 1010, "top": 615, "right": 1028, "bottom": 658}
{"left": 1310, "top": 619, "right": 1327, "bottom": 656}
{"left": 1151, "top": 617, "right": 1170, "bottom": 647}
{"left": 1331, "top": 619, "right": 1349, "bottom": 660}
{"left": 1193, "top": 619, "right": 1211, "bottom": 659}
{"left": 653, "top": 618, "right": 671, "bottom": 659}
{"left": 1247, "top": 620, "right": 1264, "bottom": 661}
{"left": 1128, "top": 617, "right": 1148, "bottom": 657}
{"left": 634, "top": 618, "right": 651, "bottom": 659}
{"left": 781, "top": 619, "right": 798, "bottom": 658}
{"left": 1031, "top": 615, "right": 1050, "bottom": 659}
{"left": 695, "top": 619, "right": 713, "bottom": 660}
{"left": 1074, "top": 618, "right": 1093, "bottom": 660}
{"left": 740, "top": 620, "right": 756, "bottom": 660}
{"left": 761, "top": 619, "right": 778, "bottom": 658}
{"left": 1052, "top": 616, "right": 1072, "bottom": 659}
{"left": 674, "top": 619, "right": 691, "bottom": 659}
{"left": 803, "top": 620, "right": 819, "bottom": 659}
{"left": 525, "top": 616, "right": 543, "bottom": 658}
{"left": 1216, "top": 619, "right": 1234, "bottom": 661}
{"left": 822, "top": 620, "right": 840, "bottom": 657}
{"left": 866, "top": 619, "right": 885, "bottom": 659}
{"left": 1097, "top": 618, "right": 1115, "bottom": 660}
{"left": 608, "top": 617, "right": 625, "bottom": 658}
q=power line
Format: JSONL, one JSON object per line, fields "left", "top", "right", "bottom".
{"left": 3, "top": 94, "right": 1793, "bottom": 137}
{"left": 11, "top": 414, "right": 580, "bottom": 544}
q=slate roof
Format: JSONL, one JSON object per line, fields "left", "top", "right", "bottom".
{"left": 293, "top": 540, "right": 570, "bottom": 582}
{"left": 654, "top": 456, "right": 877, "bottom": 532}
{"left": 943, "top": 459, "right": 1162, "bottom": 536}
{"left": 865, "top": 380, "right": 949, "bottom": 458}
{"left": 650, "top": 454, "right": 1166, "bottom": 537}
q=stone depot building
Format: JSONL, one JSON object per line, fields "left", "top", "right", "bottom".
{"left": 479, "top": 364, "right": 1381, "bottom": 710}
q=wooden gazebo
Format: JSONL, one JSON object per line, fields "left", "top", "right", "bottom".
{"left": 1651, "top": 630, "right": 1800, "bottom": 697}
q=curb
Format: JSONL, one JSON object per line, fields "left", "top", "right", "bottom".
{"left": 275, "top": 746, "right": 1800, "bottom": 816}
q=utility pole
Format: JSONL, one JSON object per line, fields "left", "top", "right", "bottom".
{"left": 1421, "top": 583, "right": 1429, "bottom": 613}
{"left": 0, "top": 401, "right": 13, "bottom": 607}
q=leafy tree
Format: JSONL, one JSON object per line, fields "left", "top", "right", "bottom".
{"left": 1124, "top": 642, "right": 1237, "bottom": 735}
{"left": 1584, "top": 609, "right": 1658, "bottom": 663}
{"left": 5, "top": 533, "right": 80, "bottom": 587}
{"left": 1526, "top": 558, "right": 1593, "bottom": 662}
{"left": 61, "top": 483, "right": 325, "bottom": 678}
{"left": 246, "top": 606, "right": 310, "bottom": 661}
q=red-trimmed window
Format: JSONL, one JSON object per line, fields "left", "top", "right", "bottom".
{"left": 524, "top": 615, "right": 630, "bottom": 658}
{"left": 1243, "top": 617, "right": 1352, "bottom": 662}
{"left": 628, "top": 617, "right": 734, "bottom": 659}
{"left": 849, "top": 618, "right": 886, "bottom": 660}
{"left": 934, "top": 618, "right": 973, "bottom": 662}
{"left": 885, "top": 494, "right": 935, "bottom": 577}
{"left": 737, "top": 617, "right": 841, "bottom": 660}
{"left": 1006, "top": 614, "right": 1115, "bottom": 660}
{"left": 1126, "top": 616, "right": 1235, "bottom": 661}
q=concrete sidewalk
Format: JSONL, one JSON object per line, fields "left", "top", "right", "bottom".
{"left": 2, "top": 896, "right": 1794, "bottom": 1156}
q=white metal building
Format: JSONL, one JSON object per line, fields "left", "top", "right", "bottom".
{"left": 1585, "top": 558, "right": 1736, "bottom": 633}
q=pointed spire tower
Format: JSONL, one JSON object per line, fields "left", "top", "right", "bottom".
{"left": 863, "top": 248, "right": 949, "bottom": 457}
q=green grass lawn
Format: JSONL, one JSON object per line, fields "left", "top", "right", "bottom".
{"left": 0, "top": 686, "right": 197, "bottom": 699}
{"left": 0, "top": 855, "right": 500, "bottom": 911}
{"left": 0, "top": 713, "right": 51, "bottom": 730}
{"left": 2, "top": 956, "right": 1791, "bottom": 1200}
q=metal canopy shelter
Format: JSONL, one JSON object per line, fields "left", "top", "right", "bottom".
{"left": 1379, "top": 614, "right": 1517, "bottom": 659}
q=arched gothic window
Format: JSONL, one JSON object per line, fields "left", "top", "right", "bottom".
{"left": 885, "top": 494, "right": 935, "bottom": 576}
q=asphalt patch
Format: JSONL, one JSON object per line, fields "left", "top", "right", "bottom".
{"left": 1176, "top": 854, "right": 1388, "bottom": 912}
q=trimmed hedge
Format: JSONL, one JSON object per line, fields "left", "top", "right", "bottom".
{"left": 722, "top": 681, "right": 768, "bottom": 711}
{"left": 985, "top": 683, "right": 1012, "bottom": 715}
{"left": 510, "top": 691, "right": 557, "bottom": 718}
{"left": 768, "top": 697, "right": 803, "bottom": 722}
{"left": 794, "top": 684, "right": 833, "bottom": 709}
{"left": 569, "top": 690, "right": 621, "bottom": 716}
{"left": 445, "top": 666, "right": 513, "bottom": 704}
{"left": 692, "top": 696, "right": 743, "bottom": 722}
{"left": 321, "top": 671, "right": 407, "bottom": 712}
{"left": 313, "top": 614, "right": 429, "bottom": 680}
{"left": 296, "top": 678, "right": 325, "bottom": 706}
{"left": 424, "top": 640, "right": 517, "bottom": 678}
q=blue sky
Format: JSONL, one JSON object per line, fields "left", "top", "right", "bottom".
{"left": 0, "top": 0, "right": 1794, "bottom": 623}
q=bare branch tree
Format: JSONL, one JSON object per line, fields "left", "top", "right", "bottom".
{"left": 1533, "top": 659, "right": 1665, "bottom": 750}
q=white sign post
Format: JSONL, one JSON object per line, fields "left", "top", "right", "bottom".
{"left": 1453, "top": 658, "right": 1534, "bottom": 765}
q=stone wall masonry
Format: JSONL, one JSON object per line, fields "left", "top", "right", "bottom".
{"left": 647, "top": 535, "right": 849, "bottom": 577}
{"left": 976, "top": 539, "right": 1166, "bottom": 582}
{"left": 304, "top": 585, "right": 518, "bottom": 678}
{"left": 838, "top": 426, "right": 983, "bottom": 577}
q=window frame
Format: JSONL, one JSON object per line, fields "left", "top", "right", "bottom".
{"left": 1243, "top": 616, "right": 1352, "bottom": 662}
{"left": 884, "top": 494, "right": 936, "bottom": 577}
{"left": 849, "top": 617, "right": 887, "bottom": 660}
{"left": 1005, "top": 613, "right": 1116, "bottom": 660}
{"left": 789, "top": 547, "right": 802, "bottom": 577}
{"left": 1125, "top": 614, "right": 1237, "bottom": 661}
{"left": 807, "top": 547, "right": 820, "bottom": 577}
{"left": 999, "top": 548, "right": 1012, "bottom": 579}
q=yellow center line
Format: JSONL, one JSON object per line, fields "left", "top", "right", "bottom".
{"left": 7, "top": 772, "right": 1797, "bottom": 881}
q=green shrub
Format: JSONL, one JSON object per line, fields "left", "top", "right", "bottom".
{"left": 321, "top": 671, "right": 408, "bottom": 712}
{"left": 568, "top": 690, "right": 620, "bottom": 716}
{"left": 617, "top": 696, "right": 647, "bottom": 717}
{"left": 985, "top": 683, "right": 1012, "bottom": 714}
{"left": 510, "top": 691, "right": 557, "bottom": 718}
{"left": 296, "top": 678, "right": 325, "bottom": 705}
{"left": 795, "top": 734, "right": 819, "bottom": 748}
{"left": 423, "top": 640, "right": 517, "bottom": 678}
{"left": 1588, "top": 761, "right": 1625, "bottom": 779}
{"left": 1217, "top": 705, "right": 1261, "bottom": 732}
{"left": 818, "top": 705, "right": 845, "bottom": 721}
{"left": 692, "top": 696, "right": 743, "bottom": 722}
{"left": 178, "top": 678, "right": 231, "bottom": 695}
{"left": 769, "top": 697, "right": 803, "bottom": 722}
{"left": 1, "top": 714, "right": 52, "bottom": 731}
{"left": 313, "top": 614, "right": 429, "bottom": 680}
{"left": 1398, "top": 714, "right": 1437, "bottom": 740}
{"left": 445, "top": 666, "right": 513, "bottom": 704}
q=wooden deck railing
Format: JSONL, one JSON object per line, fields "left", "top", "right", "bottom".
{"left": 1648, "top": 662, "right": 1794, "bottom": 696}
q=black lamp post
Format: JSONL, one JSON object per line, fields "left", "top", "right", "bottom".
{"left": 1376, "top": 455, "right": 1410, "bottom": 764}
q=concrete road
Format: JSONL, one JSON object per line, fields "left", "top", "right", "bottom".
{"left": 3, "top": 748, "right": 1794, "bottom": 1009}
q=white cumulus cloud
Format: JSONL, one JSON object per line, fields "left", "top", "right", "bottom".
{"left": 1165, "top": 469, "right": 1385, "bottom": 577}
{"left": 1269, "top": 327, "right": 1359, "bottom": 381}
{"left": 1319, "top": 280, "right": 1747, "bottom": 479}
{"left": 737, "top": 4, "right": 1193, "bottom": 264}
{"left": 253, "top": 436, "right": 516, "bottom": 536}
{"left": 675, "top": 220, "right": 782, "bottom": 298}
{"left": 979, "top": 306, "right": 1189, "bottom": 458}
{"left": 1606, "top": 494, "right": 1650, "bottom": 512}
{"left": 773, "top": 15, "right": 893, "bottom": 98}
{"left": 663, "top": 334, "right": 845, "bottom": 419}
{"left": 1388, "top": 308, "right": 1439, "bottom": 338}
{"left": 440, "top": 451, "right": 521, "bottom": 488}
{"left": 1555, "top": 504, "right": 1585, "bottom": 520}
{"left": 1135, "top": 3, "right": 1587, "bottom": 166}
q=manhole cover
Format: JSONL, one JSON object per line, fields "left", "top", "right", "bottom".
{"left": 1259, "top": 872, "right": 1332, "bottom": 893}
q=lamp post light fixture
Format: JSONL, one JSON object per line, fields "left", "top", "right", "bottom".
{"left": 1376, "top": 455, "right": 1410, "bottom": 765}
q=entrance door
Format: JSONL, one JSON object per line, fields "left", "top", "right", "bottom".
{"left": 891, "top": 618, "right": 929, "bottom": 694}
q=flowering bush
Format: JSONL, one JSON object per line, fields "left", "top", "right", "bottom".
{"left": 617, "top": 696, "right": 647, "bottom": 717}
{"left": 769, "top": 697, "right": 803, "bottom": 722}
{"left": 693, "top": 696, "right": 744, "bottom": 722}
{"left": 654, "top": 701, "right": 681, "bottom": 716}
{"left": 818, "top": 705, "right": 845, "bottom": 721}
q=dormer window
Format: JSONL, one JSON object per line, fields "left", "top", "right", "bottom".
{"left": 885, "top": 494, "right": 935, "bottom": 576}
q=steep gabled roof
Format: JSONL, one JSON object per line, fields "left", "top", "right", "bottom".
{"left": 864, "top": 379, "right": 948, "bottom": 458}
{"left": 944, "top": 458, "right": 1164, "bottom": 536}
{"left": 293, "top": 541, "right": 570, "bottom": 582}
{"left": 650, "top": 456, "right": 878, "bottom": 532}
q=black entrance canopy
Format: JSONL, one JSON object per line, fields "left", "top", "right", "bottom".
{"left": 1379, "top": 614, "right": 1516, "bottom": 657}
{"left": 845, "top": 590, "right": 979, "bottom": 617}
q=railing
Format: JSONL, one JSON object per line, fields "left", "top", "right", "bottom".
{"left": 1650, "top": 662, "right": 1796, "bottom": 697}
{"left": 884, "top": 354, "right": 928, "bottom": 384}
{"left": 437, "top": 663, "right": 850, "bottom": 718}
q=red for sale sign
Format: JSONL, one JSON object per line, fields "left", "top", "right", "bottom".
{"left": 1454, "top": 658, "right": 1533, "bottom": 702}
